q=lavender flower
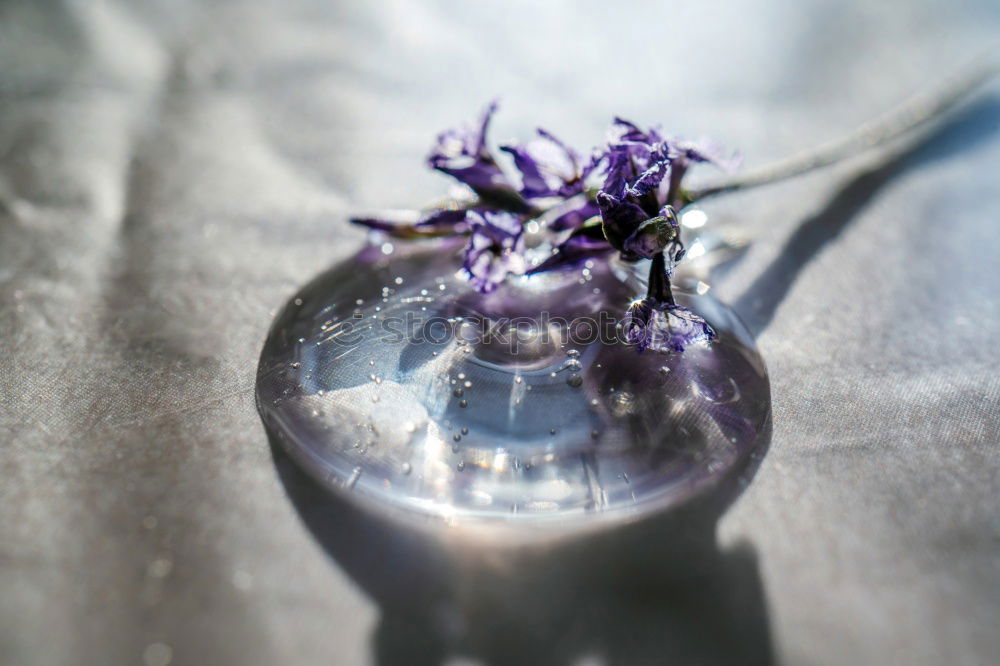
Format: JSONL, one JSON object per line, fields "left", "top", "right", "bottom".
{"left": 349, "top": 103, "right": 732, "bottom": 354}
{"left": 462, "top": 211, "right": 527, "bottom": 292}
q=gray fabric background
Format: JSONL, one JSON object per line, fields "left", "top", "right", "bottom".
{"left": 1, "top": 1, "right": 998, "bottom": 665}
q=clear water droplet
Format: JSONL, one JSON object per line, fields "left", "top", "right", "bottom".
{"left": 566, "top": 373, "right": 583, "bottom": 388}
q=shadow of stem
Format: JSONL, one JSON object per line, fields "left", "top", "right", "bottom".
{"left": 735, "top": 95, "right": 1000, "bottom": 336}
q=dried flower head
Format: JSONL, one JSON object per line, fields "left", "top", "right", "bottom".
{"left": 350, "top": 102, "right": 732, "bottom": 352}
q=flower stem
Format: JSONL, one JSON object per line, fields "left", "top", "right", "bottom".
{"left": 686, "top": 60, "right": 997, "bottom": 202}
{"left": 646, "top": 252, "right": 674, "bottom": 304}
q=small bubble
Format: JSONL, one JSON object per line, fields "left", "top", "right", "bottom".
{"left": 401, "top": 462, "right": 412, "bottom": 475}
{"left": 294, "top": 298, "right": 303, "bottom": 306}
{"left": 453, "top": 388, "right": 464, "bottom": 397}
{"left": 346, "top": 467, "right": 362, "bottom": 489}
{"left": 566, "top": 374, "right": 583, "bottom": 388}
{"left": 356, "top": 298, "right": 364, "bottom": 305}
{"left": 456, "top": 461, "right": 466, "bottom": 472}
{"left": 591, "top": 429, "right": 599, "bottom": 439}
{"left": 297, "top": 337, "right": 305, "bottom": 344}
{"left": 369, "top": 359, "right": 375, "bottom": 366}
{"left": 452, "top": 444, "right": 460, "bottom": 453}
{"left": 371, "top": 394, "right": 380, "bottom": 403}
{"left": 394, "top": 277, "right": 404, "bottom": 285}
{"left": 404, "top": 422, "right": 416, "bottom": 433}
{"left": 550, "top": 428, "right": 557, "bottom": 435}
{"left": 459, "top": 399, "right": 468, "bottom": 408}
{"left": 453, "top": 434, "right": 462, "bottom": 442}
{"left": 290, "top": 362, "right": 301, "bottom": 369}
{"left": 566, "top": 349, "right": 580, "bottom": 358}
{"left": 381, "top": 242, "right": 394, "bottom": 255}
{"left": 457, "top": 373, "right": 466, "bottom": 380}
{"left": 463, "top": 380, "right": 472, "bottom": 388}
{"left": 565, "top": 359, "right": 582, "bottom": 371}
{"left": 659, "top": 366, "right": 671, "bottom": 375}
{"left": 461, "top": 427, "right": 469, "bottom": 435}
{"left": 514, "top": 376, "right": 523, "bottom": 384}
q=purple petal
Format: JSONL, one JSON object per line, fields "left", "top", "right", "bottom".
{"left": 595, "top": 191, "right": 649, "bottom": 251}
{"left": 462, "top": 210, "right": 526, "bottom": 292}
{"left": 427, "top": 100, "right": 515, "bottom": 195}
{"left": 609, "top": 117, "right": 665, "bottom": 146}
{"left": 627, "top": 159, "right": 670, "bottom": 199}
{"left": 499, "top": 144, "right": 554, "bottom": 199}
{"left": 549, "top": 198, "right": 600, "bottom": 232}
{"left": 624, "top": 300, "right": 716, "bottom": 353}
{"left": 475, "top": 99, "right": 500, "bottom": 155}
{"left": 501, "top": 127, "right": 586, "bottom": 199}
{"left": 351, "top": 208, "right": 469, "bottom": 238}
{"left": 526, "top": 234, "right": 612, "bottom": 275}
{"left": 536, "top": 128, "right": 580, "bottom": 171}
{"left": 668, "top": 138, "right": 740, "bottom": 171}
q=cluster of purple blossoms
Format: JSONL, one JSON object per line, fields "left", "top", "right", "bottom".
{"left": 351, "top": 102, "right": 736, "bottom": 353}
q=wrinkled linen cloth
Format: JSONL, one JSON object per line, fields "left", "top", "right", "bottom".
{"left": 1, "top": 1, "right": 997, "bottom": 665}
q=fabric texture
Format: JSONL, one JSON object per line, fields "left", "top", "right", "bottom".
{"left": 1, "top": 1, "right": 997, "bottom": 664}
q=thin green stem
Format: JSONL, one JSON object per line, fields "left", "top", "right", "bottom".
{"left": 686, "top": 61, "right": 997, "bottom": 202}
